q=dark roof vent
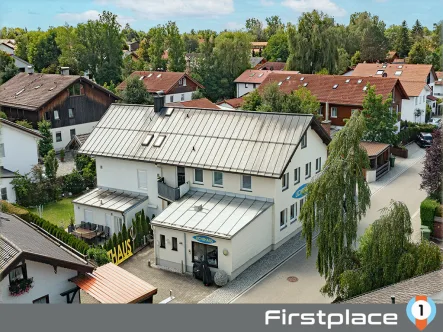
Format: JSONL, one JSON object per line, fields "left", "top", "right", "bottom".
{"left": 154, "top": 90, "right": 165, "bottom": 113}
{"left": 382, "top": 73, "right": 388, "bottom": 78}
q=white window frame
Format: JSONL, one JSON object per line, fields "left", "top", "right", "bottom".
{"left": 194, "top": 168, "right": 204, "bottom": 184}
{"left": 213, "top": 171, "right": 223, "bottom": 187}
{"left": 137, "top": 169, "right": 148, "bottom": 190}
{"left": 305, "top": 162, "right": 311, "bottom": 179}
{"left": 68, "top": 108, "right": 74, "bottom": 118}
{"left": 245, "top": 83, "right": 249, "bottom": 88}
{"left": 280, "top": 208, "right": 287, "bottom": 230}
{"left": 282, "top": 172, "right": 289, "bottom": 191}
{"left": 241, "top": 175, "right": 252, "bottom": 191}
{"left": 290, "top": 203, "right": 297, "bottom": 223}
{"left": 53, "top": 110, "right": 59, "bottom": 120}
{"left": 316, "top": 157, "right": 321, "bottom": 173}
{"left": 0, "top": 143, "right": 4, "bottom": 158}
{"left": 331, "top": 107, "right": 338, "bottom": 118}
{"left": 183, "top": 77, "right": 187, "bottom": 86}
{"left": 301, "top": 133, "right": 307, "bottom": 149}
{"left": 294, "top": 167, "right": 300, "bottom": 185}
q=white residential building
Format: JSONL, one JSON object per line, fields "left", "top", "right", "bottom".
{"left": 0, "top": 119, "right": 41, "bottom": 203}
{"left": 400, "top": 83, "right": 432, "bottom": 123}
{"left": 0, "top": 212, "right": 93, "bottom": 303}
{"left": 76, "top": 95, "right": 330, "bottom": 280}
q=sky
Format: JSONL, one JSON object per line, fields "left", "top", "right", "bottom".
{"left": 0, "top": 0, "right": 442, "bottom": 33}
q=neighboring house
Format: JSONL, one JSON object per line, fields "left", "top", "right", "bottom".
{"left": 65, "top": 133, "right": 90, "bottom": 153}
{"left": 257, "top": 62, "right": 287, "bottom": 71}
{"left": 0, "top": 118, "right": 42, "bottom": 203}
{"left": 343, "top": 269, "right": 443, "bottom": 304}
{"left": 386, "top": 51, "right": 400, "bottom": 63}
{"left": 10, "top": 55, "right": 33, "bottom": 72}
{"left": 166, "top": 97, "right": 219, "bottom": 109}
{"left": 434, "top": 71, "right": 443, "bottom": 97}
{"left": 127, "top": 41, "right": 140, "bottom": 53}
{"left": 0, "top": 39, "right": 16, "bottom": 54}
{"left": 260, "top": 73, "right": 408, "bottom": 128}
{"left": 117, "top": 71, "right": 203, "bottom": 103}
{"left": 251, "top": 41, "right": 267, "bottom": 56}
{"left": 351, "top": 63, "right": 437, "bottom": 123}
{"left": 216, "top": 97, "right": 245, "bottom": 110}
{"left": 0, "top": 212, "right": 94, "bottom": 303}
{"left": 427, "top": 95, "right": 439, "bottom": 116}
{"left": 250, "top": 57, "right": 266, "bottom": 69}
{"left": 122, "top": 50, "right": 139, "bottom": 62}
{"left": 76, "top": 94, "right": 331, "bottom": 280}
{"left": 0, "top": 69, "right": 119, "bottom": 150}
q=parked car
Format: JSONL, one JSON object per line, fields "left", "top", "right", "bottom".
{"left": 416, "top": 132, "right": 433, "bottom": 148}
{"left": 430, "top": 117, "right": 442, "bottom": 128}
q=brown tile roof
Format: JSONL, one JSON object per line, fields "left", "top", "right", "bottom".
{"left": 71, "top": 263, "right": 157, "bottom": 303}
{"left": 427, "top": 95, "right": 438, "bottom": 101}
{"left": 251, "top": 42, "right": 268, "bottom": 47}
{"left": 234, "top": 70, "right": 273, "bottom": 84}
{"left": 352, "top": 63, "right": 437, "bottom": 83}
{"left": 257, "top": 62, "right": 287, "bottom": 71}
{"left": 0, "top": 118, "right": 43, "bottom": 138}
{"left": 0, "top": 72, "right": 119, "bottom": 111}
{"left": 166, "top": 97, "right": 219, "bottom": 109}
{"left": 436, "top": 71, "right": 443, "bottom": 85}
{"left": 117, "top": 71, "right": 203, "bottom": 94}
{"left": 217, "top": 97, "right": 244, "bottom": 108}
{"left": 0, "top": 212, "right": 93, "bottom": 280}
{"left": 343, "top": 269, "right": 443, "bottom": 304}
{"left": 400, "top": 81, "right": 429, "bottom": 96}
{"left": 260, "top": 73, "right": 408, "bottom": 106}
{"left": 360, "top": 141, "right": 390, "bottom": 157}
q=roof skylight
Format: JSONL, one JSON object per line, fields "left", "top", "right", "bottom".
{"left": 278, "top": 82, "right": 283, "bottom": 86}
{"left": 286, "top": 76, "right": 291, "bottom": 80}
{"left": 395, "top": 71, "right": 402, "bottom": 76}
{"left": 357, "top": 79, "right": 363, "bottom": 84}
{"left": 258, "top": 73, "right": 264, "bottom": 78}
{"left": 165, "top": 108, "right": 174, "bottom": 116}
{"left": 148, "top": 73, "right": 153, "bottom": 77}
{"left": 139, "top": 76, "right": 145, "bottom": 80}
{"left": 157, "top": 74, "right": 162, "bottom": 78}
{"left": 345, "top": 79, "right": 350, "bottom": 83}
{"left": 363, "top": 86, "right": 368, "bottom": 91}
{"left": 303, "top": 83, "right": 308, "bottom": 87}
{"left": 333, "top": 84, "right": 338, "bottom": 89}
{"left": 300, "top": 77, "right": 305, "bottom": 81}
{"left": 34, "top": 85, "right": 41, "bottom": 89}
{"left": 15, "top": 88, "right": 24, "bottom": 96}
{"left": 141, "top": 134, "right": 153, "bottom": 146}
{"left": 153, "top": 135, "right": 166, "bottom": 147}
{"left": 398, "top": 65, "right": 403, "bottom": 69}
{"left": 376, "top": 70, "right": 384, "bottom": 75}
{"left": 438, "top": 78, "right": 442, "bottom": 82}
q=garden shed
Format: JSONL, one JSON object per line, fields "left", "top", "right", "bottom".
{"left": 360, "top": 142, "right": 391, "bottom": 183}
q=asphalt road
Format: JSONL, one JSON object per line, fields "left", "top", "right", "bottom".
{"left": 234, "top": 151, "right": 426, "bottom": 304}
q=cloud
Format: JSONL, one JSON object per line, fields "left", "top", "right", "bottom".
{"left": 282, "top": 0, "right": 346, "bottom": 17}
{"left": 261, "top": 0, "right": 275, "bottom": 6}
{"left": 57, "top": 10, "right": 134, "bottom": 25}
{"left": 225, "top": 21, "right": 244, "bottom": 30}
{"left": 95, "top": 0, "right": 234, "bottom": 19}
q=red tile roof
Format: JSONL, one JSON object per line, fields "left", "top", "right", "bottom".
{"left": 260, "top": 73, "right": 408, "bottom": 106}
{"left": 360, "top": 142, "right": 390, "bottom": 157}
{"left": 166, "top": 97, "right": 219, "bottom": 109}
{"left": 257, "top": 62, "right": 287, "bottom": 71}
{"left": 218, "top": 97, "right": 244, "bottom": 108}
{"left": 234, "top": 70, "right": 273, "bottom": 84}
{"left": 400, "top": 81, "right": 430, "bottom": 96}
{"left": 71, "top": 263, "right": 157, "bottom": 304}
{"left": 351, "top": 63, "right": 437, "bottom": 83}
{"left": 117, "top": 71, "right": 203, "bottom": 94}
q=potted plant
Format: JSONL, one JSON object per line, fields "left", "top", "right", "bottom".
{"left": 68, "top": 215, "right": 75, "bottom": 232}
{"left": 60, "top": 149, "right": 65, "bottom": 162}
{"left": 9, "top": 278, "right": 34, "bottom": 296}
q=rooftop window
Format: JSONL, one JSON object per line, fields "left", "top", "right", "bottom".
{"left": 157, "top": 74, "right": 162, "bottom": 78}
{"left": 153, "top": 135, "right": 166, "bottom": 147}
{"left": 148, "top": 73, "right": 153, "bottom": 77}
{"left": 303, "top": 82, "right": 308, "bottom": 87}
{"left": 345, "top": 79, "right": 350, "bottom": 83}
{"left": 438, "top": 78, "right": 442, "bottom": 82}
{"left": 258, "top": 73, "right": 264, "bottom": 78}
{"left": 376, "top": 70, "right": 384, "bottom": 75}
{"left": 34, "top": 85, "right": 41, "bottom": 89}
{"left": 357, "top": 79, "right": 363, "bottom": 84}
{"left": 139, "top": 76, "right": 145, "bottom": 80}
{"left": 382, "top": 64, "right": 387, "bottom": 68}
{"left": 363, "top": 86, "right": 368, "bottom": 91}
{"left": 278, "top": 82, "right": 283, "bottom": 86}
{"left": 165, "top": 108, "right": 174, "bottom": 116}
{"left": 15, "top": 88, "right": 24, "bottom": 96}
{"left": 300, "top": 77, "right": 305, "bottom": 81}
{"left": 398, "top": 65, "right": 403, "bottom": 69}
{"left": 286, "top": 76, "right": 291, "bottom": 80}
{"left": 395, "top": 71, "right": 402, "bottom": 76}
{"left": 333, "top": 84, "right": 338, "bottom": 89}
{"left": 142, "top": 134, "right": 153, "bottom": 146}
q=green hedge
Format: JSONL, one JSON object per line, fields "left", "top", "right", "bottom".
{"left": 420, "top": 198, "right": 439, "bottom": 230}
{"left": 397, "top": 122, "right": 436, "bottom": 145}
{"left": 1, "top": 201, "right": 90, "bottom": 255}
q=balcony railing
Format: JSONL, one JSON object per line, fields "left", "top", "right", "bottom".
{"left": 376, "top": 162, "right": 389, "bottom": 180}
{"left": 158, "top": 180, "right": 190, "bottom": 202}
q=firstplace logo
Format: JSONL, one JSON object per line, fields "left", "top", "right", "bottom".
{"left": 265, "top": 309, "right": 398, "bottom": 329}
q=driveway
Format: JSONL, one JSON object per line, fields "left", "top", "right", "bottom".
{"left": 234, "top": 144, "right": 427, "bottom": 304}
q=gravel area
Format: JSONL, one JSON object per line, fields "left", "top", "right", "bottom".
{"left": 56, "top": 151, "right": 76, "bottom": 177}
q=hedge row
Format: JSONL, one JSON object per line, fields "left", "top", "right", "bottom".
{"left": 1, "top": 201, "right": 90, "bottom": 255}
{"left": 420, "top": 198, "right": 439, "bottom": 231}
{"left": 398, "top": 122, "right": 436, "bottom": 145}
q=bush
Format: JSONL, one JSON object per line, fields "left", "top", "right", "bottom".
{"left": 61, "top": 170, "right": 86, "bottom": 195}
{"left": 420, "top": 198, "right": 439, "bottom": 230}
{"left": 436, "top": 205, "right": 443, "bottom": 217}
{"left": 87, "top": 247, "right": 111, "bottom": 266}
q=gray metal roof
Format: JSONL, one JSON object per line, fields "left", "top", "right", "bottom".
{"left": 151, "top": 190, "right": 273, "bottom": 239}
{"left": 73, "top": 188, "right": 149, "bottom": 213}
{"left": 80, "top": 104, "right": 321, "bottom": 178}
{"left": 0, "top": 237, "right": 20, "bottom": 269}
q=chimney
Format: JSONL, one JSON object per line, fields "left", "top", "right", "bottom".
{"left": 391, "top": 296, "right": 395, "bottom": 304}
{"left": 61, "top": 67, "right": 70, "bottom": 76}
{"left": 321, "top": 120, "right": 331, "bottom": 136}
{"left": 154, "top": 90, "right": 165, "bottom": 113}
{"left": 26, "top": 65, "right": 34, "bottom": 74}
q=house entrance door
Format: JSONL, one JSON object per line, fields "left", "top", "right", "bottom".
{"left": 177, "top": 167, "right": 185, "bottom": 186}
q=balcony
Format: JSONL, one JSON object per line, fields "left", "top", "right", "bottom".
{"left": 158, "top": 180, "right": 190, "bottom": 202}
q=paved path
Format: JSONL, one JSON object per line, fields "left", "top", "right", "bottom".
{"left": 232, "top": 144, "right": 426, "bottom": 304}
{"left": 57, "top": 152, "right": 76, "bottom": 177}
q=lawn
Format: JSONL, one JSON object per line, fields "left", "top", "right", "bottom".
{"left": 29, "top": 197, "right": 75, "bottom": 229}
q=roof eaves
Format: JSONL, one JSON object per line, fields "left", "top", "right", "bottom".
{"left": 0, "top": 118, "right": 43, "bottom": 138}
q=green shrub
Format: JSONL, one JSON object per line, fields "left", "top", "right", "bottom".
{"left": 61, "top": 170, "right": 86, "bottom": 195}
{"left": 420, "top": 198, "right": 439, "bottom": 230}
{"left": 87, "top": 247, "right": 111, "bottom": 266}
{"left": 436, "top": 205, "right": 443, "bottom": 217}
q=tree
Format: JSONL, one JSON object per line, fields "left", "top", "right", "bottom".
{"left": 411, "top": 20, "right": 424, "bottom": 42}
{"left": 287, "top": 11, "right": 339, "bottom": 74}
{"left": 300, "top": 111, "right": 371, "bottom": 298}
{"left": 15, "top": 120, "right": 33, "bottom": 129}
{"left": 148, "top": 25, "right": 166, "bottom": 70}
{"left": 55, "top": 24, "right": 81, "bottom": 75}
{"left": 44, "top": 149, "right": 58, "bottom": 179}
{"left": 0, "top": 50, "right": 18, "bottom": 84}
{"left": 316, "top": 68, "right": 329, "bottom": 75}
{"left": 122, "top": 222, "right": 128, "bottom": 242}
{"left": 420, "top": 130, "right": 442, "bottom": 200}
{"left": 385, "top": 24, "right": 402, "bottom": 51}
{"left": 37, "top": 120, "right": 53, "bottom": 158}
{"left": 122, "top": 55, "right": 143, "bottom": 79}
{"left": 121, "top": 23, "right": 139, "bottom": 42}
{"left": 245, "top": 18, "right": 265, "bottom": 42}
{"left": 77, "top": 11, "right": 123, "bottom": 85}
{"left": 265, "top": 16, "right": 284, "bottom": 39}
{"left": 361, "top": 84, "right": 398, "bottom": 145}
{"left": 262, "top": 30, "right": 289, "bottom": 62}
{"left": 182, "top": 33, "right": 200, "bottom": 53}
{"left": 191, "top": 90, "right": 205, "bottom": 100}
{"left": 360, "top": 23, "right": 388, "bottom": 62}
{"left": 408, "top": 42, "right": 428, "bottom": 64}
{"left": 347, "top": 12, "right": 386, "bottom": 57}
{"left": 336, "top": 48, "right": 350, "bottom": 75}
{"left": 119, "top": 76, "right": 153, "bottom": 104}
{"left": 241, "top": 88, "right": 261, "bottom": 111}
{"left": 350, "top": 51, "right": 361, "bottom": 66}
{"left": 28, "top": 28, "right": 60, "bottom": 72}
{"left": 165, "top": 21, "right": 186, "bottom": 72}
{"left": 397, "top": 20, "right": 411, "bottom": 58}
{"left": 0, "top": 111, "right": 7, "bottom": 119}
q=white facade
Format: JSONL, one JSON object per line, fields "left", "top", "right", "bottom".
{"left": 153, "top": 127, "right": 327, "bottom": 279}
{"left": 166, "top": 92, "right": 193, "bottom": 104}
{"left": 434, "top": 83, "right": 443, "bottom": 98}
{"left": 52, "top": 121, "right": 97, "bottom": 151}
{"left": 0, "top": 260, "right": 79, "bottom": 304}
{"left": 236, "top": 82, "right": 259, "bottom": 98}
{"left": 0, "top": 43, "right": 14, "bottom": 55}
{"left": 0, "top": 121, "right": 40, "bottom": 203}
{"left": 401, "top": 86, "right": 431, "bottom": 123}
